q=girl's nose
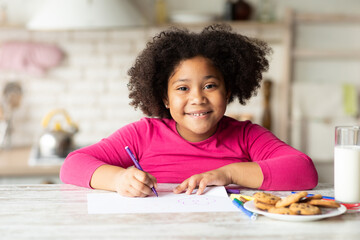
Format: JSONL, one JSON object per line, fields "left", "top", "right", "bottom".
{"left": 190, "top": 88, "right": 206, "bottom": 105}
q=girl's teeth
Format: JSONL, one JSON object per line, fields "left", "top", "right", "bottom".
{"left": 192, "top": 112, "right": 207, "bottom": 116}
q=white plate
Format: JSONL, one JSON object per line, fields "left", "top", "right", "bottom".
{"left": 244, "top": 200, "right": 347, "bottom": 222}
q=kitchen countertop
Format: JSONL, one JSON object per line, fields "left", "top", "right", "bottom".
{"left": 0, "top": 146, "right": 61, "bottom": 177}
{"left": 1, "top": 183, "right": 359, "bottom": 239}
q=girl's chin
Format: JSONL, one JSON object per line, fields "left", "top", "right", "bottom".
{"left": 181, "top": 128, "right": 218, "bottom": 141}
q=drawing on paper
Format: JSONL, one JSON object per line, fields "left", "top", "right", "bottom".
{"left": 178, "top": 196, "right": 216, "bottom": 206}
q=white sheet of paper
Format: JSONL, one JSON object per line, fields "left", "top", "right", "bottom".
{"left": 87, "top": 184, "right": 238, "bottom": 214}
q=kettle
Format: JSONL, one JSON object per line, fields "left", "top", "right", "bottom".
{"left": 38, "top": 109, "right": 78, "bottom": 158}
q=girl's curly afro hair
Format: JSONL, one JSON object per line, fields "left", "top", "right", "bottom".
{"left": 128, "top": 24, "right": 271, "bottom": 119}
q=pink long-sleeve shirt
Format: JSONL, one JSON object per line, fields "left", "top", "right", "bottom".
{"left": 60, "top": 116, "right": 318, "bottom": 190}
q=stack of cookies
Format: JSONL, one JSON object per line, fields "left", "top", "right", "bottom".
{"left": 253, "top": 191, "right": 341, "bottom": 215}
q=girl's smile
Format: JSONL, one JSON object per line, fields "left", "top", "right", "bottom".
{"left": 186, "top": 111, "right": 212, "bottom": 118}
{"left": 164, "top": 56, "right": 229, "bottom": 142}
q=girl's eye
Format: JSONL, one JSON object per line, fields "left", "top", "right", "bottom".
{"left": 177, "top": 86, "right": 188, "bottom": 91}
{"left": 204, "top": 84, "right": 216, "bottom": 90}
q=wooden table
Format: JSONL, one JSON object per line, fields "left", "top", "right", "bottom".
{"left": 1, "top": 183, "right": 359, "bottom": 239}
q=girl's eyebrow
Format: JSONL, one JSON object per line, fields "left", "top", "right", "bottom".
{"left": 171, "top": 79, "right": 189, "bottom": 86}
{"left": 204, "top": 75, "right": 220, "bottom": 80}
{"left": 172, "top": 75, "right": 220, "bottom": 85}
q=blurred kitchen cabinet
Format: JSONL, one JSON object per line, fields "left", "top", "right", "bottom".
{"left": 289, "top": 12, "right": 360, "bottom": 162}
{"left": 0, "top": 147, "right": 61, "bottom": 184}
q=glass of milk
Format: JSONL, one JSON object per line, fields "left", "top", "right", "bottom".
{"left": 334, "top": 126, "right": 360, "bottom": 203}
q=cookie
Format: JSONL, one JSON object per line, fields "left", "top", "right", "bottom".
{"left": 239, "top": 196, "right": 248, "bottom": 203}
{"left": 254, "top": 199, "right": 276, "bottom": 211}
{"left": 300, "top": 194, "right": 323, "bottom": 203}
{"left": 268, "top": 207, "right": 297, "bottom": 215}
{"left": 307, "top": 199, "right": 341, "bottom": 208}
{"left": 308, "top": 194, "right": 323, "bottom": 200}
{"left": 289, "top": 203, "right": 321, "bottom": 215}
{"left": 253, "top": 192, "right": 281, "bottom": 205}
{"left": 275, "top": 191, "right": 308, "bottom": 208}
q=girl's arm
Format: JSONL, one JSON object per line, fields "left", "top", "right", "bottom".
{"left": 173, "top": 162, "right": 263, "bottom": 195}
{"left": 60, "top": 120, "right": 158, "bottom": 197}
{"left": 244, "top": 124, "right": 318, "bottom": 191}
{"left": 90, "top": 164, "right": 157, "bottom": 197}
{"left": 174, "top": 122, "right": 318, "bottom": 194}
{"left": 60, "top": 149, "right": 158, "bottom": 197}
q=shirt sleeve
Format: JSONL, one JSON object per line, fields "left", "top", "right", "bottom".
{"left": 243, "top": 123, "right": 318, "bottom": 190}
{"left": 59, "top": 120, "right": 144, "bottom": 188}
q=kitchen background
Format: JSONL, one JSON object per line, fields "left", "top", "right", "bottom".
{"left": 0, "top": 0, "right": 359, "bottom": 184}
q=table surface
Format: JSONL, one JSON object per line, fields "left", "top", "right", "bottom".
{"left": 1, "top": 183, "right": 359, "bottom": 240}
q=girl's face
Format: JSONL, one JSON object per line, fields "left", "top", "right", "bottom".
{"left": 164, "top": 56, "right": 229, "bottom": 142}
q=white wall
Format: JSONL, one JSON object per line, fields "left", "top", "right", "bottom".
{"left": 0, "top": 28, "right": 149, "bottom": 146}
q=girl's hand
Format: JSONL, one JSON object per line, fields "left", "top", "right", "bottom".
{"left": 173, "top": 168, "right": 231, "bottom": 195}
{"left": 114, "top": 167, "right": 157, "bottom": 197}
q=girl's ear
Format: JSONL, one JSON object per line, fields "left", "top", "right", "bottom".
{"left": 226, "top": 91, "right": 231, "bottom": 103}
{"left": 163, "top": 98, "right": 169, "bottom": 108}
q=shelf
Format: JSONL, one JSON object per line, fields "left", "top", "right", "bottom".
{"left": 0, "top": 20, "right": 287, "bottom": 32}
{"left": 295, "top": 13, "right": 360, "bottom": 24}
{"left": 294, "top": 49, "right": 360, "bottom": 59}
{"left": 155, "top": 20, "right": 287, "bottom": 29}
{"left": 153, "top": 20, "right": 289, "bottom": 44}
{"left": 289, "top": 10, "right": 360, "bottom": 157}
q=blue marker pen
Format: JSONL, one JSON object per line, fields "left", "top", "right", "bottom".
{"left": 232, "top": 198, "right": 257, "bottom": 220}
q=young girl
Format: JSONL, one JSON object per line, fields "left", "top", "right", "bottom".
{"left": 60, "top": 24, "right": 318, "bottom": 197}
